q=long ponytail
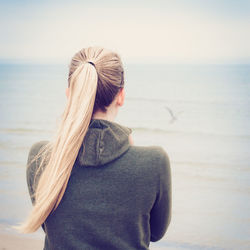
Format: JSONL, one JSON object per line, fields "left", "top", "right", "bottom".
{"left": 14, "top": 62, "right": 98, "bottom": 233}
{"left": 14, "top": 46, "right": 124, "bottom": 233}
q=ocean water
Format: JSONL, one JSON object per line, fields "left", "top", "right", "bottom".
{"left": 0, "top": 63, "right": 249, "bottom": 249}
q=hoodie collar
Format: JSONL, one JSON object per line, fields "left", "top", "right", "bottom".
{"left": 76, "top": 119, "right": 132, "bottom": 167}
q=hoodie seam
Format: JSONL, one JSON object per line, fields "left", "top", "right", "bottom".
{"left": 96, "top": 131, "right": 102, "bottom": 165}
{"left": 98, "top": 129, "right": 107, "bottom": 165}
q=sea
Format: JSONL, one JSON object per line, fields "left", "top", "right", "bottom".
{"left": 0, "top": 63, "right": 249, "bottom": 249}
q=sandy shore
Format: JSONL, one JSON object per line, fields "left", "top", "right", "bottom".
{"left": 0, "top": 231, "right": 166, "bottom": 250}
{"left": 0, "top": 224, "right": 44, "bottom": 250}
{"left": 0, "top": 232, "right": 43, "bottom": 250}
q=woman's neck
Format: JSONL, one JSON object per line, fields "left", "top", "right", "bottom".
{"left": 92, "top": 108, "right": 117, "bottom": 122}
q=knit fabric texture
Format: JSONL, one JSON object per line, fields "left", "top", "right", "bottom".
{"left": 26, "top": 119, "right": 172, "bottom": 250}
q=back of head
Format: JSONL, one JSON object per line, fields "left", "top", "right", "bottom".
{"left": 68, "top": 47, "right": 124, "bottom": 113}
{"left": 15, "top": 46, "right": 124, "bottom": 233}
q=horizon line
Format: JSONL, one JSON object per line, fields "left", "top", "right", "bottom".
{"left": 0, "top": 58, "right": 250, "bottom": 65}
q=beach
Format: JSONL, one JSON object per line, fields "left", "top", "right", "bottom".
{"left": 0, "top": 63, "right": 249, "bottom": 249}
{"left": 0, "top": 223, "right": 43, "bottom": 250}
{"left": 0, "top": 234, "right": 166, "bottom": 250}
{"left": 0, "top": 233, "right": 43, "bottom": 250}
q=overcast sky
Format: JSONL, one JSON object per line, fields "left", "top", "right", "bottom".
{"left": 0, "top": 0, "right": 250, "bottom": 64}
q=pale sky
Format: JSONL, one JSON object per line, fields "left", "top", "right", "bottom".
{"left": 0, "top": 0, "right": 250, "bottom": 64}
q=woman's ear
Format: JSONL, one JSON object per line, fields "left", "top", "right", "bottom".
{"left": 65, "top": 87, "right": 69, "bottom": 98}
{"left": 128, "top": 134, "right": 134, "bottom": 145}
{"left": 117, "top": 88, "right": 125, "bottom": 106}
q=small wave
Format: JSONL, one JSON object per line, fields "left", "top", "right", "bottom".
{"left": 126, "top": 96, "right": 249, "bottom": 106}
{"left": 156, "top": 239, "right": 226, "bottom": 250}
{"left": 0, "top": 128, "right": 52, "bottom": 134}
{"left": 131, "top": 126, "right": 250, "bottom": 139}
{"left": 0, "top": 161, "right": 21, "bottom": 166}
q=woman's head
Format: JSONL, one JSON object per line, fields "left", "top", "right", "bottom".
{"left": 67, "top": 47, "right": 124, "bottom": 114}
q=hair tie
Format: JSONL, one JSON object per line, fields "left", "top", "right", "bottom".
{"left": 87, "top": 61, "right": 95, "bottom": 67}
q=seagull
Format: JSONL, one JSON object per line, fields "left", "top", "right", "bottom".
{"left": 164, "top": 106, "right": 183, "bottom": 123}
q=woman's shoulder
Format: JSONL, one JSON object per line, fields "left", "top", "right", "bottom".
{"left": 28, "top": 140, "right": 50, "bottom": 156}
{"left": 26, "top": 140, "right": 50, "bottom": 203}
{"left": 129, "top": 144, "right": 169, "bottom": 160}
{"left": 127, "top": 145, "right": 171, "bottom": 173}
{"left": 27, "top": 140, "right": 50, "bottom": 172}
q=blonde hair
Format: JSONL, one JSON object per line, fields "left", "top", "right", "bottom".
{"left": 14, "top": 47, "right": 124, "bottom": 233}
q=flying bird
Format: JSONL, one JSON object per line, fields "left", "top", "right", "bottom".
{"left": 164, "top": 106, "right": 183, "bottom": 123}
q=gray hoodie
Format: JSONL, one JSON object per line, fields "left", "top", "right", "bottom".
{"left": 26, "top": 119, "right": 172, "bottom": 250}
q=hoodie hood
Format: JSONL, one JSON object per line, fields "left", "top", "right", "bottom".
{"left": 76, "top": 119, "right": 132, "bottom": 167}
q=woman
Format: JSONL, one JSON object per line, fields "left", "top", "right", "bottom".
{"left": 15, "top": 47, "right": 172, "bottom": 249}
